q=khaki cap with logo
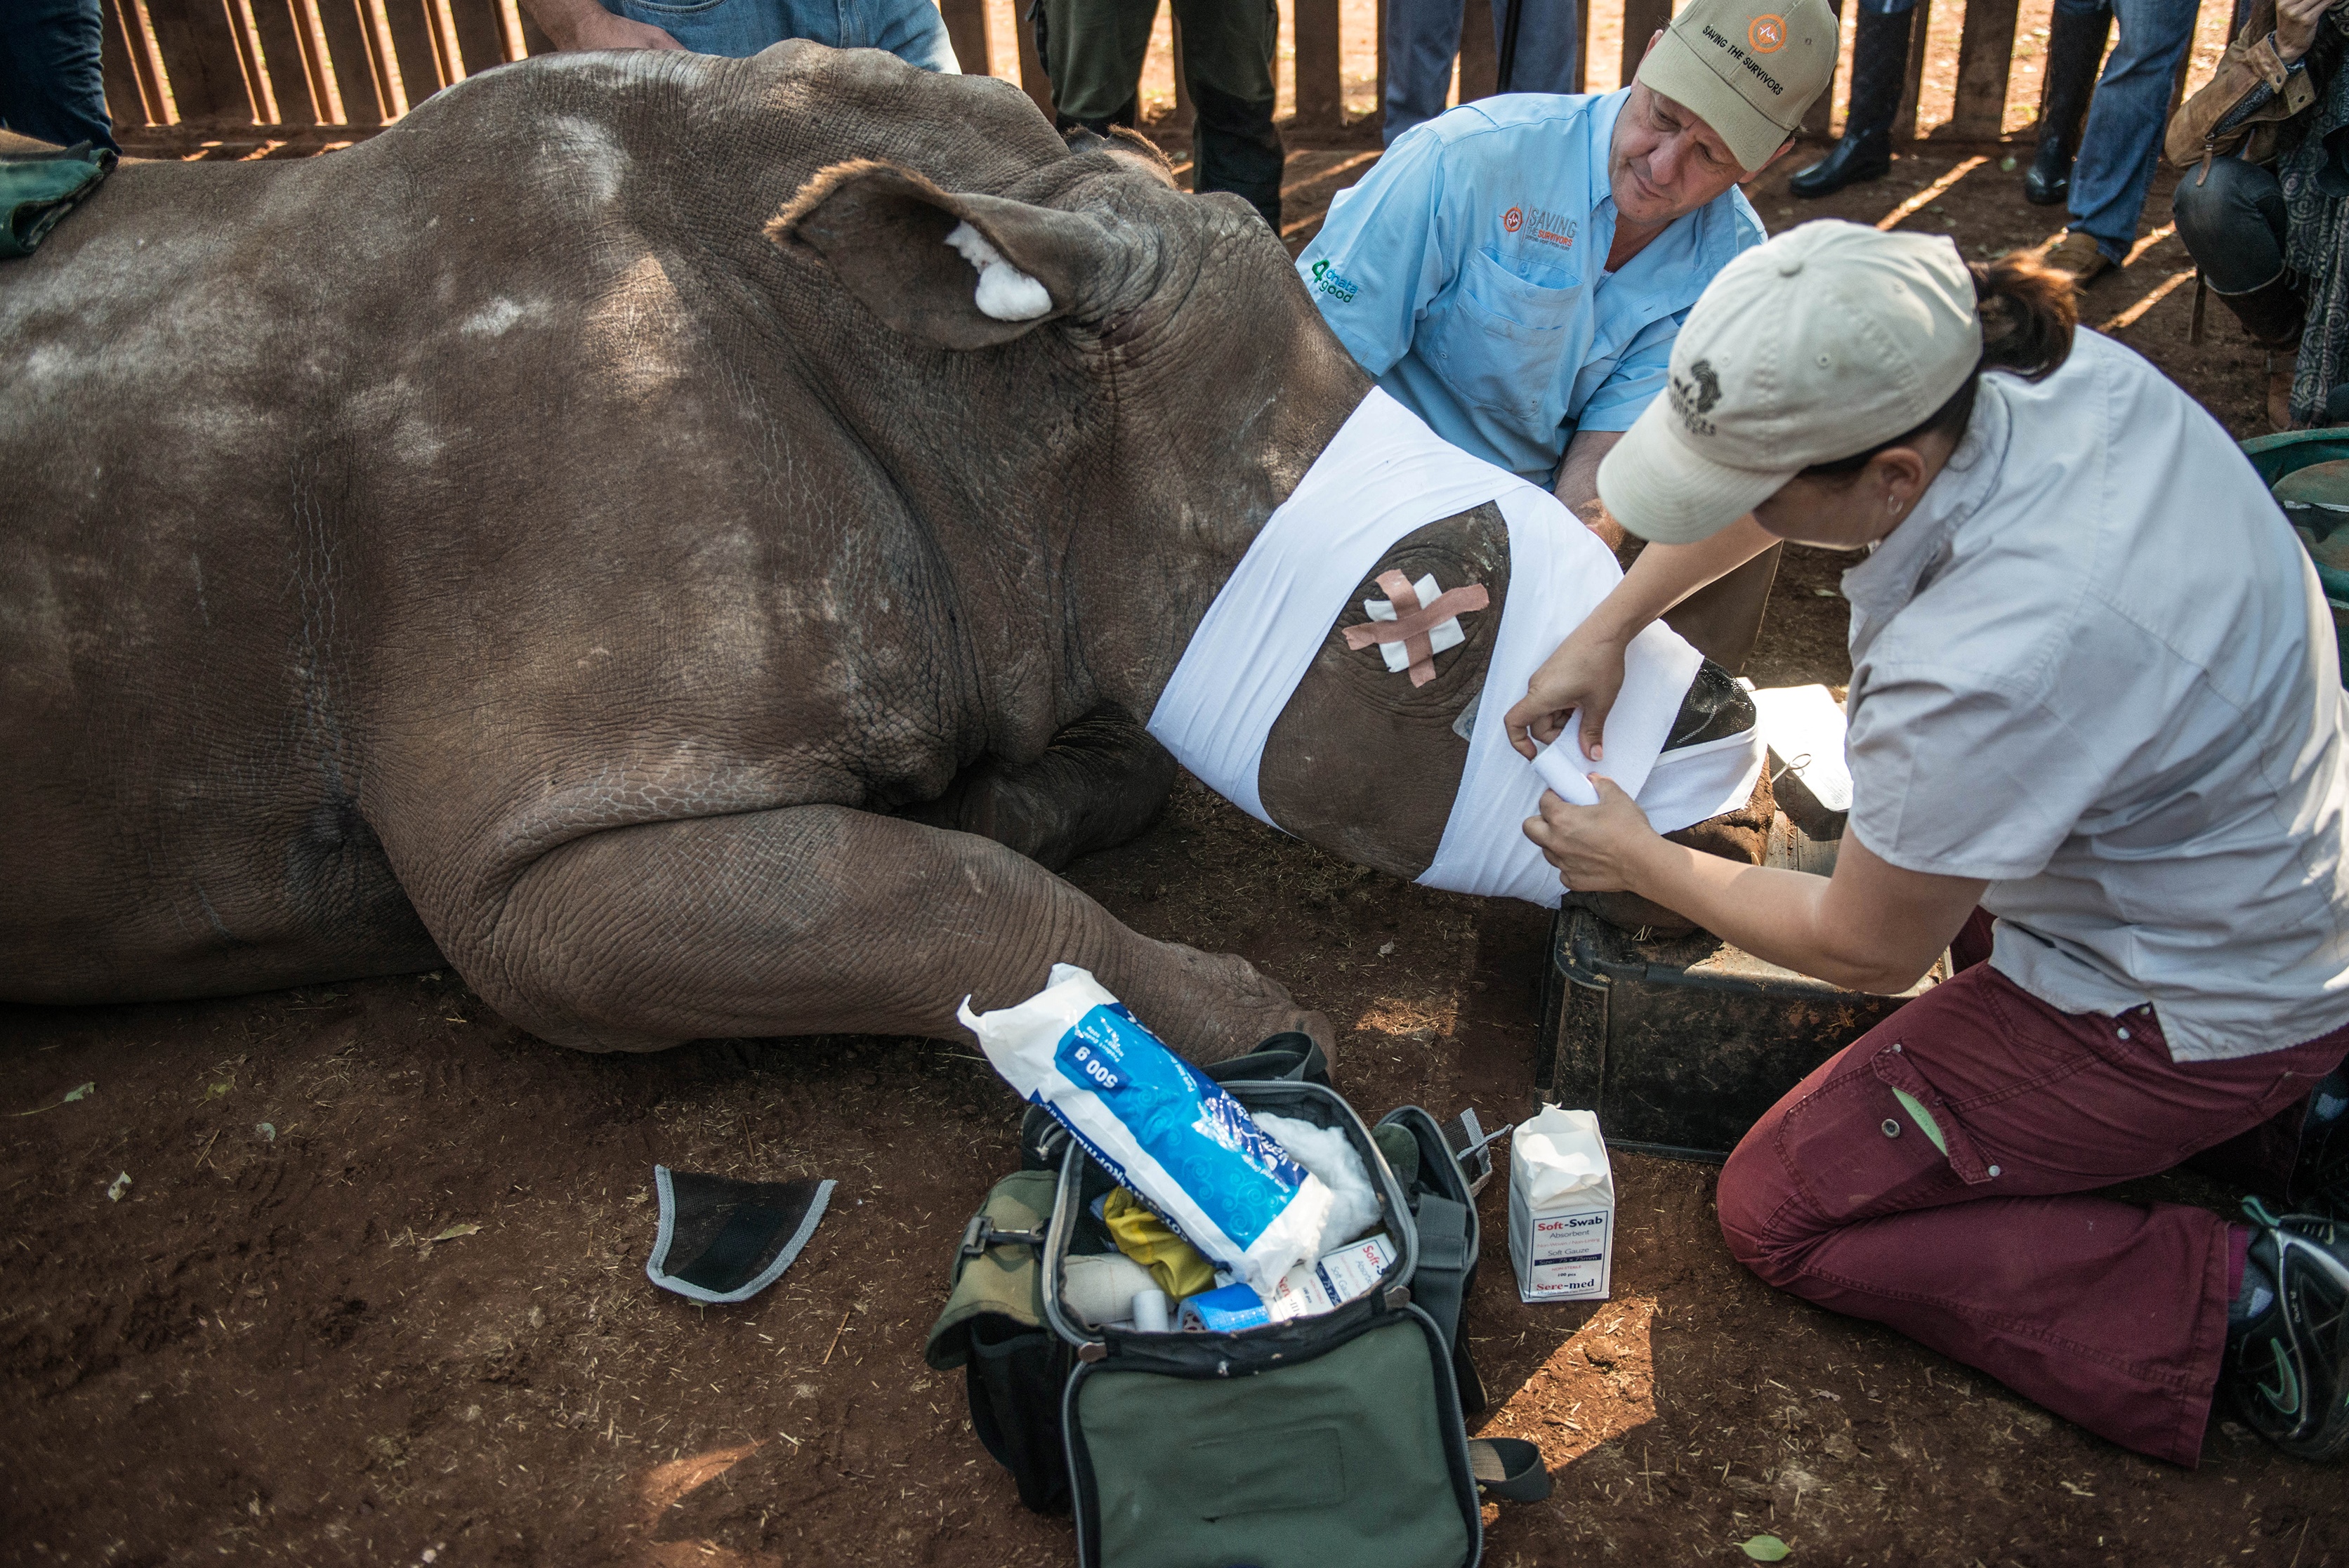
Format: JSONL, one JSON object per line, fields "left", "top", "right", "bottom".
{"left": 1596, "top": 220, "right": 1985, "bottom": 546}
{"left": 1635, "top": 0, "right": 1840, "bottom": 171}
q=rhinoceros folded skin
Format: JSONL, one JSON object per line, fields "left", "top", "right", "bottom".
{"left": 0, "top": 44, "right": 1757, "bottom": 1060}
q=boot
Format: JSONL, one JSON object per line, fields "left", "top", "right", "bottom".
{"left": 2211, "top": 270, "right": 2307, "bottom": 428}
{"left": 1789, "top": 4, "right": 1912, "bottom": 197}
{"left": 2024, "top": 4, "right": 2114, "bottom": 206}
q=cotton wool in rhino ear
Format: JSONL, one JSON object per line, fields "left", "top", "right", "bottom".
{"left": 945, "top": 221, "right": 1053, "bottom": 322}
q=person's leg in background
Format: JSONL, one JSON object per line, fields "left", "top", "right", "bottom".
{"left": 1716, "top": 921, "right": 2349, "bottom": 1465}
{"left": 1173, "top": 0, "right": 1283, "bottom": 229}
{"left": 2046, "top": 0, "right": 2199, "bottom": 281}
{"left": 2022, "top": 0, "right": 2114, "bottom": 206}
{"left": 1383, "top": 0, "right": 1464, "bottom": 145}
{"left": 1787, "top": 0, "right": 1914, "bottom": 197}
{"left": 1489, "top": 0, "right": 1579, "bottom": 95}
{"left": 1037, "top": 0, "right": 1159, "bottom": 131}
{"left": 0, "top": 0, "right": 118, "bottom": 153}
{"left": 2173, "top": 155, "right": 2301, "bottom": 428}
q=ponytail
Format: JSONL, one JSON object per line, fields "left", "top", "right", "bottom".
{"left": 1801, "top": 250, "right": 2077, "bottom": 475}
{"left": 1970, "top": 252, "right": 2076, "bottom": 382}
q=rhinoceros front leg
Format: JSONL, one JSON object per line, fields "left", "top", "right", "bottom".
{"left": 902, "top": 708, "right": 1178, "bottom": 871}
{"left": 459, "top": 804, "right": 1324, "bottom": 1060}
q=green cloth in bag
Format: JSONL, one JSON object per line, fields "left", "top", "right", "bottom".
{"left": 1077, "top": 1319, "right": 1472, "bottom": 1568}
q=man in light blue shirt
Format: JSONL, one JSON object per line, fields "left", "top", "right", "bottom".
{"left": 1297, "top": 0, "right": 1836, "bottom": 662}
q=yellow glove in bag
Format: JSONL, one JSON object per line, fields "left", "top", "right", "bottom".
{"left": 1103, "top": 1190, "right": 1218, "bottom": 1300}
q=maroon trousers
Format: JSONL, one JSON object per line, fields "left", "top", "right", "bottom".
{"left": 1717, "top": 913, "right": 2349, "bottom": 1465}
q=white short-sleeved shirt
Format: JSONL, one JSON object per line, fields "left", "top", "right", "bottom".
{"left": 1841, "top": 329, "right": 2349, "bottom": 1062}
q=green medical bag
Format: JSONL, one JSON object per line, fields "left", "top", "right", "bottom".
{"left": 924, "top": 1041, "right": 1547, "bottom": 1567}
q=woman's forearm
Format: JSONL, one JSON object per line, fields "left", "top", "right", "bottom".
{"left": 1584, "top": 515, "right": 1779, "bottom": 645}
{"left": 1620, "top": 831, "right": 1983, "bottom": 995}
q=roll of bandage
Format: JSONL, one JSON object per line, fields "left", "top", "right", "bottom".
{"left": 1062, "top": 1253, "right": 1158, "bottom": 1328}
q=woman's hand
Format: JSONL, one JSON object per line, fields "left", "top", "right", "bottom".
{"left": 1503, "top": 624, "right": 1631, "bottom": 762}
{"left": 1521, "top": 777, "right": 1659, "bottom": 891}
{"left": 2277, "top": 0, "right": 2338, "bottom": 64}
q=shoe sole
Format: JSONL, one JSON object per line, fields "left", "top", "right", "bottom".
{"left": 2234, "top": 1222, "right": 2349, "bottom": 1462}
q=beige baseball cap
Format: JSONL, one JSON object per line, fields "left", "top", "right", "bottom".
{"left": 1634, "top": 0, "right": 1841, "bottom": 172}
{"left": 1596, "top": 220, "right": 1984, "bottom": 546}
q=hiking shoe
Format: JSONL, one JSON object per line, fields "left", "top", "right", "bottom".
{"left": 2224, "top": 1199, "right": 2349, "bottom": 1462}
{"left": 2039, "top": 230, "right": 2112, "bottom": 286}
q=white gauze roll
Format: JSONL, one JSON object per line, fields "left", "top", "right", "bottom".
{"left": 1252, "top": 1111, "right": 1382, "bottom": 1245}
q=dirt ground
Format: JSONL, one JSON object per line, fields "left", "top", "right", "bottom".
{"left": 14, "top": 13, "right": 2348, "bottom": 1567}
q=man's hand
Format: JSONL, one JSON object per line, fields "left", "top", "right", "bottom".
{"left": 1504, "top": 621, "right": 1630, "bottom": 760}
{"left": 522, "top": 0, "right": 685, "bottom": 51}
{"left": 1522, "top": 777, "right": 1657, "bottom": 890}
{"left": 2278, "top": 0, "right": 2338, "bottom": 62}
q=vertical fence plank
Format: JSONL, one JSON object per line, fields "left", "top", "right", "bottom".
{"left": 1013, "top": 0, "right": 1053, "bottom": 115}
{"left": 1376, "top": 0, "right": 1388, "bottom": 127}
{"left": 1946, "top": 0, "right": 2018, "bottom": 138}
{"left": 384, "top": 0, "right": 452, "bottom": 107}
{"left": 1574, "top": 0, "right": 1590, "bottom": 91}
{"left": 1621, "top": 0, "right": 1672, "bottom": 93}
{"left": 359, "top": 0, "right": 413, "bottom": 117}
{"left": 1891, "top": 0, "right": 1930, "bottom": 138}
{"left": 1171, "top": 15, "right": 1193, "bottom": 129}
{"left": 1801, "top": 0, "right": 1841, "bottom": 137}
{"left": 1294, "top": 0, "right": 1342, "bottom": 127}
{"left": 103, "top": 0, "right": 177, "bottom": 126}
{"left": 1460, "top": 0, "right": 1497, "bottom": 99}
{"left": 449, "top": 0, "right": 504, "bottom": 74}
{"left": 426, "top": 0, "right": 469, "bottom": 80}
{"left": 312, "top": 0, "right": 387, "bottom": 121}
{"left": 223, "top": 0, "right": 285, "bottom": 123}
{"left": 145, "top": 0, "right": 259, "bottom": 122}
{"left": 246, "top": 0, "right": 323, "bottom": 121}
{"left": 939, "top": 0, "right": 988, "bottom": 77}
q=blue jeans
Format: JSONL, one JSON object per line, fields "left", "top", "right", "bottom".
{"left": 612, "top": 0, "right": 959, "bottom": 68}
{"left": 2172, "top": 154, "right": 2290, "bottom": 293}
{"left": 2062, "top": 0, "right": 2199, "bottom": 261}
{"left": 1385, "top": 0, "right": 1581, "bottom": 145}
{"left": 0, "top": 0, "right": 117, "bottom": 152}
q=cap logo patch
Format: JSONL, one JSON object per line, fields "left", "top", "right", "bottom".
{"left": 1746, "top": 13, "right": 1787, "bottom": 53}
{"left": 1669, "top": 360, "right": 1723, "bottom": 436}
{"left": 1503, "top": 206, "right": 1524, "bottom": 232}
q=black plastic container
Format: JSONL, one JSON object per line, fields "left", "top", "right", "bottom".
{"left": 1533, "top": 821, "right": 1945, "bottom": 1160}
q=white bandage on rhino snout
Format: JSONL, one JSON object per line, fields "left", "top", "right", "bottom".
{"left": 945, "top": 220, "right": 1053, "bottom": 322}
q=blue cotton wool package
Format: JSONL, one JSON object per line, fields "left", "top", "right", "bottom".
{"left": 958, "top": 964, "right": 1335, "bottom": 1296}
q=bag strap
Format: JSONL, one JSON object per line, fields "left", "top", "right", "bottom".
{"left": 1468, "top": 1438, "right": 1553, "bottom": 1503}
{"left": 1408, "top": 1193, "right": 1473, "bottom": 1350}
{"left": 1203, "top": 1032, "right": 1332, "bottom": 1088}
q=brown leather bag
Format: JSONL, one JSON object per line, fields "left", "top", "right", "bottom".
{"left": 2166, "top": 18, "right": 2320, "bottom": 174}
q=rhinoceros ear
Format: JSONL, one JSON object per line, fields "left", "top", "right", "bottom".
{"left": 768, "top": 159, "right": 1140, "bottom": 350}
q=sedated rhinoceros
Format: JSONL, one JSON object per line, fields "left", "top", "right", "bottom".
{"left": 1, "top": 44, "right": 1765, "bottom": 1060}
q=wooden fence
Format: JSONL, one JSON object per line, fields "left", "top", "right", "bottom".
{"left": 100, "top": 0, "right": 2088, "bottom": 147}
